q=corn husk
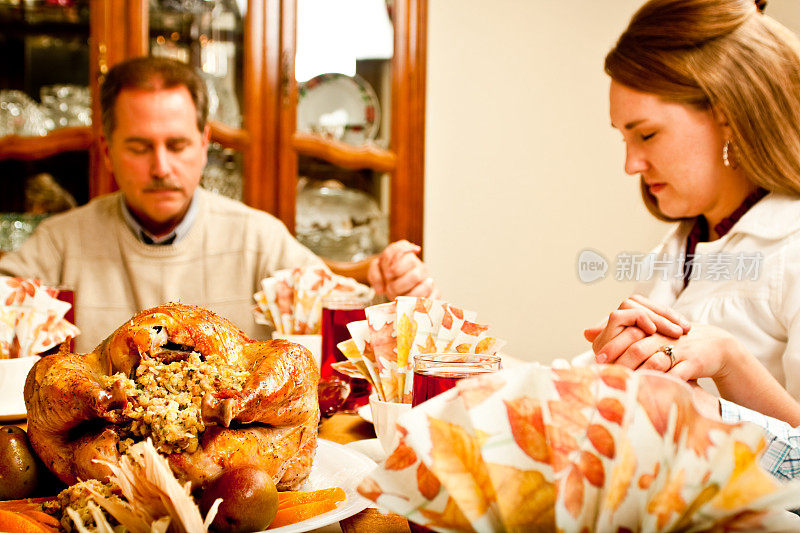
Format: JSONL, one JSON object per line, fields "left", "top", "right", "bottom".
{"left": 82, "top": 438, "right": 219, "bottom": 533}
{"left": 359, "top": 363, "right": 800, "bottom": 532}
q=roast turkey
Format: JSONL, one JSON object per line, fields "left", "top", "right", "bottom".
{"left": 24, "top": 303, "right": 320, "bottom": 490}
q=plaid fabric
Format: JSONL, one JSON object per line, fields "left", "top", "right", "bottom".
{"left": 720, "top": 399, "right": 800, "bottom": 481}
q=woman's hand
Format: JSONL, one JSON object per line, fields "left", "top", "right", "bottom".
{"left": 668, "top": 328, "right": 800, "bottom": 426}
{"left": 597, "top": 324, "right": 800, "bottom": 425}
{"left": 689, "top": 383, "right": 722, "bottom": 421}
{"left": 662, "top": 324, "right": 741, "bottom": 381}
{"left": 589, "top": 321, "right": 736, "bottom": 378}
{"left": 584, "top": 295, "right": 691, "bottom": 364}
{"left": 587, "top": 302, "right": 800, "bottom": 425}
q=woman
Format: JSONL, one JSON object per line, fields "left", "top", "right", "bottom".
{"left": 585, "top": 0, "right": 800, "bottom": 407}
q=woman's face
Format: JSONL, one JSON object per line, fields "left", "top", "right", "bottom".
{"left": 609, "top": 80, "right": 748, "bottom": 223}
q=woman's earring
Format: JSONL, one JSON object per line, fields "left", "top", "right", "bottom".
{"left": 722, "top": 140, "right": 736, "bottom": 168}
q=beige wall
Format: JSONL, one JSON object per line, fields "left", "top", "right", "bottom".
{"left": 423, "top": 0, "right": 800, "bottom": 363}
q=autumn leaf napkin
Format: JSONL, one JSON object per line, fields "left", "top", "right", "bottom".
{"left": 253, "top": 266, "right": 373, "bottom": 334}
{"left": 342, "top": 297, "right": 506, "bottom": 403}
{"left": 0, "top": 276, "right": 79, "bottom": 358}
{"left": 359, "top": 363, "right": 800, "bottom": 532}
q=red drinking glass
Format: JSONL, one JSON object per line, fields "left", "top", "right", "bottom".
{"left": 320, "top": 294, "right": 372, "bottom": 412}
{"left": 56, "top": 288, "right": 75, "bottom": 325}
{"left": 40, "top": 287, "right": 75, "bottom": 354}
{"left": 412, "top": 353, "right": 502, "bottom": 407}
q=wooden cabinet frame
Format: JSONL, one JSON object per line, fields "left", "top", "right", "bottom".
{"left": 1, "top": 0, "right": 427, "bottom": 252}
{"left": 270, "top": 0, "right": 428, "bottom": 248}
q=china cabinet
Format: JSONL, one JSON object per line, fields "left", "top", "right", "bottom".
{"left": 0, "top": 0, "right": 427, "bottom": 264}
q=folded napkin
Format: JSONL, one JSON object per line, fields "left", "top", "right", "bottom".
{"left": 253, "top": 266, "right": 373, "bottom": 335}
{"left": 359, "top": 362, "right": 800, "bottom": 532}
{"left": 339, "top": 297, "right": 505, "bottom": 403}
{"left": 0, "top": 277, "right": 79, "bottom": 358}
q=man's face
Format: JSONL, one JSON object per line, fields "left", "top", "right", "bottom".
{"left": 102, "top": 86, "right": 210, "bottom": 235}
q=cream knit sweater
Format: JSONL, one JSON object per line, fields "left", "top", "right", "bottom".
{"left": 0, "top": 188, "right": 323, "bottom": 352}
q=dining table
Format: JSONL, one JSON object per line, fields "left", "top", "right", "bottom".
{"left": 311, "top": 354, "right": 527, "bottom": 532}
{"left": 312, "top": 412, "right": 413, "bottom": 533}
{"left": 8, "top": 352, "right": 529, "bottom": 532}
{"left": 12, "top": 412, "right": 412, "bottom": 533}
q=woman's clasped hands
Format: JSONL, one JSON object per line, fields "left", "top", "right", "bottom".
{"left": 585, "top": 295, "right": 800, "bottom": 425}
{"left": 583, "top": 295, "right": 742, "bottom": 383}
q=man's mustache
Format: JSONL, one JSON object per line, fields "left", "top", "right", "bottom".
{"left": 145, "top": 179, "right": 182, "bottom": 192}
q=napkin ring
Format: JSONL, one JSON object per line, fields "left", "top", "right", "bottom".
{"left": 660, "top": 344, "right": 676, "bottom": 369}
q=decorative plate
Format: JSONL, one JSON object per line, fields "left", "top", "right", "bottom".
{"left": 298, "top": 73, "right": 381, "bottom": 145}
{"left": 263, "top": 438, "right": 376, "bottom": 532}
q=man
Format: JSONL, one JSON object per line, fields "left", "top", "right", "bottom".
{"left": 0, "top": 56, "right": 435, "bottom": 352}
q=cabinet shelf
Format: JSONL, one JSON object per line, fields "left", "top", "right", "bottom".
{"left": 292, "top": 131, "right": 396, "bottom": 173}
{"left": 0, "top": 123, "right": 248, "bottom": 162}
{"left": 209, "top": 121, "right": 249, "bottom": 151}
{"left": 0, "top": 4, "right": 89, "bottom": 35}
{"left": 0, "top": 127, "right": 92, "bottom": 161}
{"left": 0, "top": 20, "right": 89, "bottom": 37}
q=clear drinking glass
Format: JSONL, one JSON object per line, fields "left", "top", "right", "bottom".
{"left": 412, "top": 353, "right": 502, "bottom": 407}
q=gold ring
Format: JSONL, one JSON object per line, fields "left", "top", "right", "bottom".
{"left": 660, "top": 344, "right": 676, "bottom": 369}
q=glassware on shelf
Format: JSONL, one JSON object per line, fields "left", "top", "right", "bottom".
{"left": 0, "top": 213, "right": 47, "bottom": 252}
{"left": 295, "top": 182, "right": 389, "bottom": 262}
{"left": 202, "top": 72, "right": 241, "bottom": 128}
{"left": 149, "top": 0, "right": 244, "bottom": 129}
{"left": 201, "top": 144, "right": 242, "bottom": 200}
{"left": 20, "top": 0, "right": 87, "bottom": 24}
{"left": 25, "top": 173, "right": 77, "bottom": 213}
{"left": 154, "top": 0, "right": 207, "bottom": 13}
{"left": 150, "top": 36, "right": 191, "bottom": 64}
{"left": 0, "top": 90, "right": 48, "bottom": 137}
{"left": 40, "top": 84, "right": 91, "bottom": 130}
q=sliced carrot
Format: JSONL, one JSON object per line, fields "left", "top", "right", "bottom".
{"left": 277, "top": 487, "right": 346, "bottom": 510}
{"left": 19, "top": 510, "right": 61, "bottom": 529}
{"left": 0, "top": 509, "right": 57, "bottom": 533}
{"left": 0, "top": 497, "right": 57, "bottom": 513}
{"left": 269, "top": 499, "right": 339, "bottom": 529}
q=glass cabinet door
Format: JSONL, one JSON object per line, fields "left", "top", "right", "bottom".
{"left": 0, "top": 0, "right": 92, "bottom": 250}
{"left": 281, "top": 0, "right": 427, "bottom": 266}
{"left": 290, "top": 0, "right": 396, "bottom": 262}
{"left": 147, "top": 0, "right": 246, "bottom": 201}
{"left": 0, "top": 0, "right": 426, "bottom": 256}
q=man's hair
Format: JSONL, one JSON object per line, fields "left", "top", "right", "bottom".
{"left": 605, "top": 0, "right": 800, "bottom": 221}
{"left": 100, "top": 56, "right": 209, "bottom": 138}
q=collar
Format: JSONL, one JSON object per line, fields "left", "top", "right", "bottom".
{"left": 686, "top": 188, "right": 767, "bottom": 246}
{"left": 683, "top": 189, "right": 767, "bottom": 287}
{"left": 120, "top": 192, "right": 199, "bottom": 245}
{"left": 677, "top": 191, "right": 800, "bottom": 243}
{"left": 712, "top": 187, "right": 768, "bottom": 238}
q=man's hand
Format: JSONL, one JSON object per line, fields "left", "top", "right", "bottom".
{"left": 368, "top": 240, "right": 438, "bottom": 300}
